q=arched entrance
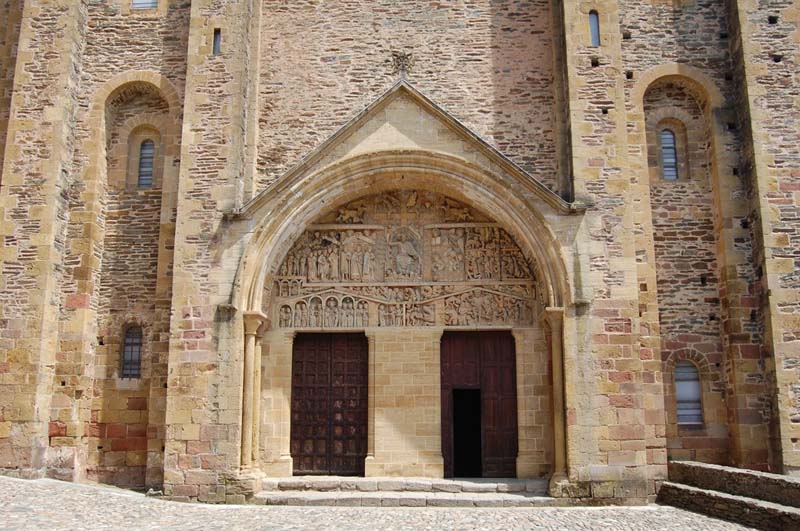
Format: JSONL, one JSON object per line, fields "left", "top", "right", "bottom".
{"left": 270, "top": 190, "right": 539, "bottom": 477}
{"left": 232, "top": 150, "right": 572, "bottom": 483}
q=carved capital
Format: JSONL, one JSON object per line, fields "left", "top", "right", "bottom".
{"left": 543, "top": 307, "right": 564, "bottom": 334}
{"left": 243, "top": 311, "right": 268, "bottom": 336}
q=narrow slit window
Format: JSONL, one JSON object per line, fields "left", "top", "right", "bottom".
{"left": 675, "top": 361, "right": 703, "bottom": 425}
{"left": 121, "top": 327, "right": 143, "bottom": 379}
{"left": 137, "top": 139, "right": 155, "bottom": 188}
{"left": 213, "top": 29, "right": 222, "bottom": 56}
{"left": 132, "top": 0, "right": 158, "bottom": 9}
{"left": 589, "top": 11, "right": 601, "bottom": 47}
{"left": 660, "top": 129, "right": 679, "bottom": 180}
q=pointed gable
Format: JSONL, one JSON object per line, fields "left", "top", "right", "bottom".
{"left": 240, "top": 80, "right": 573, "bottom": 216}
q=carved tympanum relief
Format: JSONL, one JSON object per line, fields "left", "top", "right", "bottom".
{"left": 272, "top": 191, "right": 540, "bottom": 329}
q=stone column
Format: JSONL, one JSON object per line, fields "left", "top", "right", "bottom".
{"left": 364, "top": 330, "right": 377, "bottom": 468}
{"left": 545, "top": 308, "right": 568, "bottom": 492}
{"left": 242, "top": 312, "right": 266, "bottom": 469}
{"left": 252, "top": 319, "right": 268, "bottom": 466}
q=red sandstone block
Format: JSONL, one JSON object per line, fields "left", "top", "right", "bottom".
{"left": 127, "top": 397, "right": 148, "bottom": 410}
{"left": 738, "top": 344, "right": 761, "bottom": 359}
{"left": 0, "top": 363, "right": 8, "bottom": 374}
{"left": 65, "top": 294, "right": 90, "bottom": 309}
{"left": 127, "top": 423, "right": 147, "bottom": 438}
{"left": 49, "top": 421, "right": 66, "bottom": 437}
{"left": 106, "top": 423, "right": 127, "bottom": 438}
{"left": 178, "top": 454, "right": 196, "bottom": 469}
{"left": 182, "top": 330, "right": 206, "bottom": 339}
{"left": 605, "top": 319, "right": 632, "bottom": 334}
{"left": 186, "top": 441, "right": 211, "bottom": 454}
{"left": 610, "top": 395, "right": 634, "bottom": 408}
{"left": 111, "top": 437, "right": 147, "bottom": 451}
{"left": 609, "top": 425, "right": 645, "bottom": 440}
{"left": 778, "top": 181, "right": 800, "bottom": 192}
{"left": 85, "top": 422, "right": 103, "bottom": 438}
{"left": 608, "top": 371, "right": 633, "bottom": 383}
{"left": 200, "top": 455, "right": 224, "bottom": 469}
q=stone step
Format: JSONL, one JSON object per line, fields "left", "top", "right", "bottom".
{"left": 260, "top": 476, "right": 548, "bottom": 495}
{"left": 252, "top": 489, "right": 570, "bottom": 508}
{"left": 658, "top": 481, "right": 800, "bottom": 531}
{"left": 668, "top": 460, "right": 800, "bottom": 509}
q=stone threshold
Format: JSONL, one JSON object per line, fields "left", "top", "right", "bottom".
{"left": 253, "top": 477, "right": 565, "bottom": 507}
{"left": 262, "top": 476, "right": 548, "bottom": 494}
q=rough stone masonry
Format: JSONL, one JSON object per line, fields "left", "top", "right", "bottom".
{"left": 0, "top": 0, "right": 798, "bottom": 505}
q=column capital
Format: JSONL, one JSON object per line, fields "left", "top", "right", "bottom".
{"left": 243, "top": 311, "right": 269, "bottom": 336}
{"left": 541, "top": 306, "right": 565, "bottom": 331}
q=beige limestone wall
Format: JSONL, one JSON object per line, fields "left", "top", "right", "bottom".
{"left": 258, "top": 327, "right": 552, "bottom": 479}
{"left": 366, "top": 329, "right": 444, "bottom": 477}
{"left": 514, "top": 327, "right": 554, "bottom": 478}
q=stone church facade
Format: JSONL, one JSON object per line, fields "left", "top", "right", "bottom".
{"left": 0, "top": 0, "right": 798, "bottom": 504}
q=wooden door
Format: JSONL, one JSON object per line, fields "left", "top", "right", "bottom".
{"left": 290, "top": 333, "right": 368, "bottom": 475}
{"left": 480, "top": 332, "right": 518, "bottom": 477}
{"left": 441, "top": 331, "right": 518, "bottom": 478}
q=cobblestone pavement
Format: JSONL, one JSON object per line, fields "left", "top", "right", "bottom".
{"left": 0, "top": 476, "right": 752, "bottom": 530}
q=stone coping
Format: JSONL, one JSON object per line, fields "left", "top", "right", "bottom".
{"left": 668, "top": 461, "right": 800, "bottom": 509}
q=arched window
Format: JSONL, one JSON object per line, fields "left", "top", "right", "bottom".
{"left": 660, "top": 129, "right": 679, "bottom": 180}
{"left": 589, "top": 11, "right": 601, "bottom": 47}
{"left": 675, "top": 361, "right": 703, "bottom": 425}
{"left": 121, "top": 326, "right": 143, "bottom": 378}
{"left": 137, "top": 140, "right": 155, "bottom": 188}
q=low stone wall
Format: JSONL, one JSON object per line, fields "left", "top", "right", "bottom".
{"left": 668, "top": 460, "right": 800, "bottom": 508}
{"left": 658, "top": 482, "right": 800, "bottom": 531}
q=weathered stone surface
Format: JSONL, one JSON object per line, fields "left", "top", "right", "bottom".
{"left": 0, "top": 0, "right": 798, "bottom": 510}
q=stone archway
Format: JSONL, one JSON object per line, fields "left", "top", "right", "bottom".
{"left": 232, "top": 149, "right": 574, "bottom": 484}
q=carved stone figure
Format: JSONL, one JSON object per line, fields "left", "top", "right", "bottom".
{"left": 336, "top": 201, "right": 365, "bottom": 223}
{"left": 407, "top": 304, "right": 434, "bottom": 326}
{"left": 273, "top": 191, "right": 539, "bottom": 328}
{"left": 294, "top": 302, "right": 307, "bottom": 327}
{"left": 387, "top": 229, "right": 421, "bottom": 279}
{"left": 279, "top": 305, "right": 293, "bottom": 328}
{"left": 324, "top": 298, "right": 339, "bottom": 327}
{"left": 309, "top": 298, "right": 322, "bottom": 327}
{"left": 342, "top": 298, "right": 355, "bottom": 327}
{"left": 357, "top": 301, "right": 369, "bottom": 327}
{"left": 441, "top": 197, "right": 473, "bottom": 222}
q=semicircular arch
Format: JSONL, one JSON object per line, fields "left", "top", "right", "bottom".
{"left": 233, "top": 150, "right": 572, "bottom": 317}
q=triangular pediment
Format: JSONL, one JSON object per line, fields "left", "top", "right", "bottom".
{"left": 238, "top": 80, "right": 575, "bottom": 216}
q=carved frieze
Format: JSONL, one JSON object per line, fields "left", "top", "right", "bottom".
{"left": 271, "top": 191, "right": 540, "bottom": 329}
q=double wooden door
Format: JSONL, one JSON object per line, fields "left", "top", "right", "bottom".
{"left": 441, "top": 331, "right": 518, "bottom": 478}
{"left": 290, "top": 333, "right": 368, "bottom": 476}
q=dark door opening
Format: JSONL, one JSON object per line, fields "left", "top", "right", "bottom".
{"left": 453, "top": 389, "right": 482, "bottom": 477}
{"left": 441, "top": 331, "right": 518, "bottom": 478}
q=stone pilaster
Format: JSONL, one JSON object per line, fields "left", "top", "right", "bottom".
{"left": 0, "top": 0, "right": 87, "bottom": 478}
{"left": 727, "top": 0, "right": 800, "bottom": 474}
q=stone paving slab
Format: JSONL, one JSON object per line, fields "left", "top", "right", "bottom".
{"left": 0, "top": 476, "right": 754, "bottom": 530}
